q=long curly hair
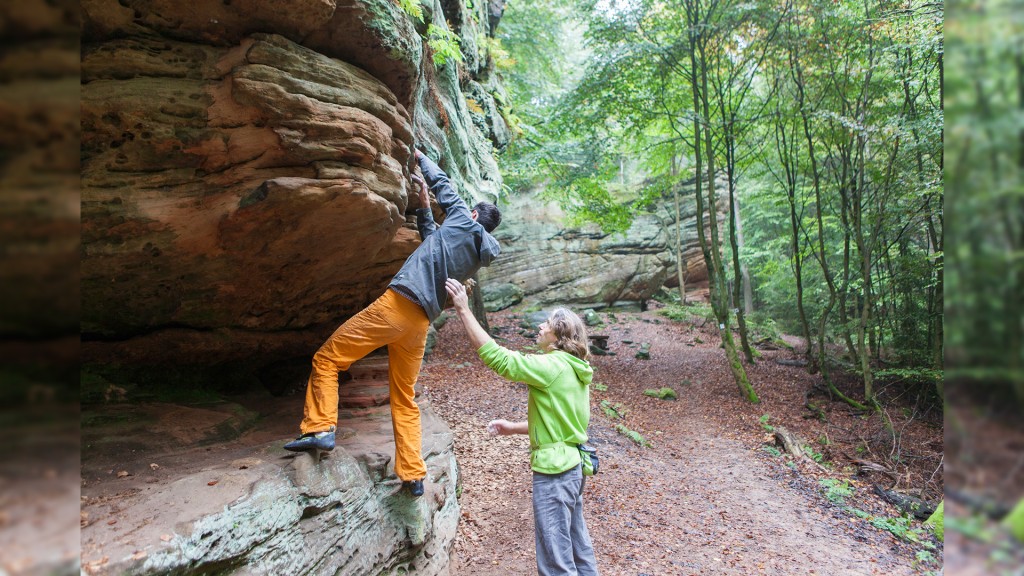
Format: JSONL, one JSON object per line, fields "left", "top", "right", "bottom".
{"left": 548, "top": 307, "right": 590, "bottom": 361}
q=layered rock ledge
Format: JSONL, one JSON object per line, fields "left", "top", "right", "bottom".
{"left": 81, "top": 356, "right": 459, "bottom": 576}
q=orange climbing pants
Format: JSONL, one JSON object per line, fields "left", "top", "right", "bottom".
{"left": 300, "top": 289, "right": 429, "bottom": 481}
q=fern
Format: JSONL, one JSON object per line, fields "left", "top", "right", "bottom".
{"left": 477, "top": 34, "right": 516, "bottom": 70}
{"left": 428, "top": 24, "right": 464, "bottom": 66}
{"left": 643, "top": 387, "right": 677, "bottom": 400}
{"left": 600, "top": 399, "right": 625, "bottom": 419}
{"left": 615, "top": 424, "right": 651, "bottom": 447}
{"left": 399, "top": 0, "right": 424, "bottom": 22}
{"left": 819, "top": 478, "right": 854, "bottom": 504}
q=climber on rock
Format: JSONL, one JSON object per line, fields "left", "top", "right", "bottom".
{"left": 284, "top": 149, "right": 502, "bottom": 498}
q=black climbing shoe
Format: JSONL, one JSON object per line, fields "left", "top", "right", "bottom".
{"left": 404, "top": 479, "right": 424, "bottom": 497}
{"left": 284, "top": 427, "right": 336, "bottom": 452}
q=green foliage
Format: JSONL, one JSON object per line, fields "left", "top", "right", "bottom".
{"left": 803, "top": 445, "right": 825, "bottom": 463}
{"left": 825, "top": 499, "right": 938, "bottom": 548}
{"left": 477, "top": 34, "right": 515, "bottom": 70}
{"left": 643, "top": 387, "right": 677, "bottom": 400}
{"left": 914, "top": 549, "right": 936, "bottom": 567}
{"left": 427, "top": 24, "right": 464, "bottom": 67}
{"left": 758, "top": 414, "right": 774, "bottom": 432}
{"left": 1003, "top": 499, "right": 1024, "bottom": 542}
{"left": 592, "top": 382, "right": 608, "bottom": 392}
{"left": 498, "top": 0, "right": 946, "bottom": 406}
{"left": 819, "top": 478, "right": 854, "bottom": 504}
{"left": 614, "top": 424, "right": 650, "bottom": 447}
{"left": 398, "top": 0, "right": 423, "bottom": 22}
{"left": 600, "top": 399, "right": 625, "bottom": 419}
{"left": 762, "top": 445, "right": 782, "bottom": 458}
{"left": 948, "top": 512, "right": 998, "bottom": 543}
{"left": 659, "top": 303, "right": 715, "bottom": 325}
{"left": 867, "top": 515, "right": 930, "bottom": 545}
{"left": 874, "top": 368, "right": 943, "bottom": 386}
{"left": 494, "top": 0, "right": 587, "bottom": 189}
{"left": 924, "top": 500, "right": 944, "bottom": 541}
{"left": 945, "top": 0, "right": 1024, "bottom": 403}
{"left": 539, "top": 171, "right": 645, "bottom": 234}
{"left": 744, "top": 311, "right": 785, "bottom": 347}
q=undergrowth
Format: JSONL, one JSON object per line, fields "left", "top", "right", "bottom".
{"left": 615, "top": 424, "right": 650, "bottom": 447}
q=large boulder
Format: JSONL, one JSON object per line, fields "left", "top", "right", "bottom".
{"left": 80, "top": 0, "right": 509, "bottom": 367}
{"left": 79, "top": 1, "right": 510, "bottom": 575}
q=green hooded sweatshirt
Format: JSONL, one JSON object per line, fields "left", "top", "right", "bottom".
{"left": 477, "top": 340, "right": 593, "bottom": 474}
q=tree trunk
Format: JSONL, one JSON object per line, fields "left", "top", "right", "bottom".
{"left": 727, "top": 132, "right": 755, "bottom": 364}
{"left": 839, "top": 224, "right": 859, "bottom": 362}
{"left": 673, "top": 154, "right": 687, "bottom": 305}
{"left": 469, "top": 274, "right": 490, "bottom": 334}
{"left": 686, "top": 0, "right": 756, "bottom": 403}
{"left": 855, "top": 135, "right": 875, "bottom": 405}
{"left": 775, "top": 97, "right": 813, "bottom": 369}
{"left": 737, "top": 198, "right": 754, "bottom": 315}
{"left": 696, "top": 29, "right": 758, "bottom": 403}
{"left": 790, "top": 31, "right": 867, "bottom": 411}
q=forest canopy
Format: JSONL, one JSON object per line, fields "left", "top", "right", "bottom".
{"left": 496, "top": 0, "right": 956, "bottom": 407}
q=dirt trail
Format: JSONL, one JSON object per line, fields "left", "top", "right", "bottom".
{"left": 424, "top": 309, "right": 931, "bottom": 575}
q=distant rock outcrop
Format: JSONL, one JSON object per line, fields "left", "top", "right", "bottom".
{"left": 480, "top": 180, "right": 727, "bottom": 309}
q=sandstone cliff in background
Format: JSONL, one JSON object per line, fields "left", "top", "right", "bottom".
{"left": 480, "top": 180, "right": 726, "bottom": 311}
{"left": 81, "top": 0, "right": 510, "bottom": 369}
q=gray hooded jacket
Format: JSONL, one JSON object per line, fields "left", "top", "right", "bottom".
{"left": 388, "top": 154, "right": 501, "bottom": 322}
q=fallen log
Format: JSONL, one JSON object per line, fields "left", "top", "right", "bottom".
{"left": 774, "top": 426, "right": 830, "bottom": 473}
{"left": 873, "top": 485, "right": 937, "bottom": 520}
{"left": 843, "top": 453, "right": 899, "bottom": 485}
{"left": 802, "top": 389, "right": 827, "bottom": 422}
{"left": 774, "top": 426, "right": 806, "bottom": 458}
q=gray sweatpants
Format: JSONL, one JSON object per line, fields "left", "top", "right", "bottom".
{"left": 532, "top": 464, "right": 599, "bottom": 576}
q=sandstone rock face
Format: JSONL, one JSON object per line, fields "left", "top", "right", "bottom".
{"left": 81, "top": 0, "right": 507, "bottom": 364}
{"left": 81, "top": 1, "right": 508, "bottom": 574}
{"left": 482, "top": 282, "right": 524, "bottom": 312}
{"left": 480, "top": 181, "right": 727, "bottom": 309}
{"left": 81, "top": 32, "right": 413, "bottom": 342}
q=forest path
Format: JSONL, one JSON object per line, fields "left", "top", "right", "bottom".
{"left": 425, "top": 308, "right": 931, "bottom": 576}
